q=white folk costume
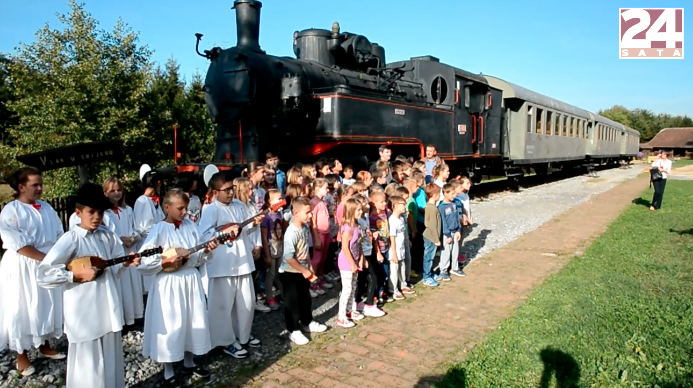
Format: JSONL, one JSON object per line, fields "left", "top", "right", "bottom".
{"left": 37, "top": 225, "right": 127, "bottom": 388}
{"left": 199, "top": 200, "right": 257, "bottom": 347}
{"left": 187, "top": 194, "right": 202, "bottom": 224}
{"left": 106, "top": 205, "right": 145, "bottom": 325}
{"left": 0, "top": 200, "right": 64, "bottom": 353}
{"left": 137, "top": 219, "right": 212, "bottom": 362}
{"left": 134, "top": 194, "right": 165, "bottom": 293}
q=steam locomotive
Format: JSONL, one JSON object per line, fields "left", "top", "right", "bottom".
{"left": 196, "top": 0, "right": 639, "bottom": 183}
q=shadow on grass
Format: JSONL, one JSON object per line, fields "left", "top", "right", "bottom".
{"left": 669, "top": 228, "right": 693, "bottom": 236}
{"left": 632, "top": 197, "right": 652, "bottom": 207}
{"left": 422, "top": 347, "right": 580, "bottom": 388}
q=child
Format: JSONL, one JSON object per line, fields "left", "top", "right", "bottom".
{"left": 411, "top": 172, "right": 427, "bottom": 276}
{"left": 371, "top": 168, "right": 388, "bottom": 191}
{"left": 279, "top": 197, "right": 328, "bottom": 345}
{"left": 431, "top": 163, "right": 450, "bottom": 204}
{"left": 309, "top": 178, "right": 332, "bottom": 294}
{"left": 353, "top": 195, "right": 385, "bottom": 317}
{"left": 244, "top": 162, "right": 266, "bottom": 213}
{"left": 198, "top": 172, "right": 263, "bottom": 359}
{"left": 336, "top": 199, "right": 365, "bottom": 328}
{"left": 103, "top": 177, "right": 145, "bottom": 326}
{"left": 0, "top": 167, "right": 65, "bottom": 376}
{"left": 322, "top": 174, "right": 341, "bottom": 284}
{"left": 437, "top": 184, "right": 461, "bottom": 282}
{"left": 369, "top": 191, "right": 391, "bottom": 302}
{"left": 138, "top": 188, "right": 219, "bottom": 387}
{"left": 455, "top": 177, "right": 473, "bottom": 276}
{"left": 422, "top": 183, "right": 442, "bottom": 287}
{"left": 261, "top": 189, "right": 284, "bottom": 311}
{"left": 395, "top": 185, "right": 416, "bottom": 292}
{"left": 174, "top": 172, "right": 202, "bottom": 224}
{"left": 38, "top": 183, "right": 140, "bottom": 388}
{"left": 342, "top": 165, "right": 355, "bottom": 186}
{"left": 134, "top": 169, "right": 166, "bottom": 294}
{"left": 387, "top": 195, "right": 408, "bottom": 300}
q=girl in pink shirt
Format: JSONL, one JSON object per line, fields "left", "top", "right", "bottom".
{"left": 310, "top": 178, "right": 331, "bottom": 293}
{"left": 336, "top": 198, "right": 365, "bottom": 328}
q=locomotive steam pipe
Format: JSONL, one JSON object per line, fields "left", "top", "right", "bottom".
{"left": 232, "top": 0, "right": 263, "bottom": 52}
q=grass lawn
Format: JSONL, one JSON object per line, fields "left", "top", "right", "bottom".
{"left": 437, "top": 180, "right": 693, "bottom": 388}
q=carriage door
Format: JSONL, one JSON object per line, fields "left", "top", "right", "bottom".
{"left": 453, "top": 80, "right": 487, "bottom": 157}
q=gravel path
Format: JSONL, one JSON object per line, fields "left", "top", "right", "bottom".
{"left": 0, "top": 167, "right": 643, "bottom": 388}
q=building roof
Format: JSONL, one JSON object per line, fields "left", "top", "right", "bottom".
{"left": 640, "top": 127, "right": 693, "bottom": 149}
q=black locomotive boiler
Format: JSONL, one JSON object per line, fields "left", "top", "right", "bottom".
{"left": 198, "top": 0, "right": 638, "bottom": 182}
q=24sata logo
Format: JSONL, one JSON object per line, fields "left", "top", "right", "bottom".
{"left": 620, "top": 8, "right": 684, "bottom": 59}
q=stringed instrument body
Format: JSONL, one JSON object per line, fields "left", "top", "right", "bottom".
{"left": 66, "top": 247, "right": 163, "bottom": 279}
{"left": 161, "top": 199, "right": 287, "bottom": 273}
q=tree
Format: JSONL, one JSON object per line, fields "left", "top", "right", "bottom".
{"left": 1, "top": 0, "right": 153, "bottom": 198}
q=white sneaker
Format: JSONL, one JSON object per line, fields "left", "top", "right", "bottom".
{"left": 255, "top": 301, "right": 271, "bottom": 313}
{"left": 363, "top": 305, "right": 386, "bottom": 317}
{"left": 289, "top": 330, "right": 309, "bottom": 345}
{"left": 304, "top": 321, "right": 328, "bottom": 333}
{"left": 309, "top": 289, "right": 319, "bottom": 298}
{"left": 336, "top": 317, "right": 355, "bottom": 328}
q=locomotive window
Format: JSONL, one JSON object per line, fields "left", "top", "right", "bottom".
{"left": 554, "top": 114, "right": 560, "bottom": 135}
{"left": 431, "top": 76, "right": 448, "bottom": 104}
{"left": 527, "top": 105, "right": 533, "bottom": 133}
{"left": 535, "top": 108, "right": 544, "bottom": 134}
{"left": 545, "top": 111, "right": 553, "bottom": 135}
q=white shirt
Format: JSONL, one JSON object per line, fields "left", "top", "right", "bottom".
{"left": 388, "top": 213, "right": 406, "bottom": 260}
{"left": 198, "top": 200, "right": 256, "bottom": 278}
{"left": 0, "top": 200, "right": 63, "bottom": 253}
{"left": 37, "top": 226, "right": 126, "bottom": 343}
{"left": 652, "top": 159, "right": 673, "bottom": 179}
{"left": 105, "top": 205, "right": 139, "bottom": 239}
{"left": 137, "top": 219, "right": 210, "bottom": 275}
{"left": 235, "top": 199, "right": 262, "bottom": 247}
{"left": 133, "top": 195, "right": 165, "bottom": 241}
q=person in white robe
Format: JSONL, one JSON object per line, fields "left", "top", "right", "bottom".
{"left": 198, "top": 173, "right": 264, "bottom": 359}
{"left": 37, "top": 183, "right": 141, "bottom": 388}
{"left": 103, "top": 177, "right": 145, "bottom": 326}
{"left": 137, "top": 188, "right": 220, "bottom": 386}
{"left": 134, "top": 170, "right": 165, "bottom": 294}
{"left": 0, "top": 167, "right": 66, "bottom": 376}
{"left": 173, "top": 172, "right": 202, "bottom": 225}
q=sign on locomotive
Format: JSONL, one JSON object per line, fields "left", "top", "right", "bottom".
{"left": 196, "top": 0, "right": 640, "bottom": 183}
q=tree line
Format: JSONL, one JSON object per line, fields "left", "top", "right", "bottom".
{"left": 0, "top": 1, "right": 215, "bottom": 198}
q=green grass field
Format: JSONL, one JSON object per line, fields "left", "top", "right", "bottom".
{"left": 438, "top": 180, "right": 693, "bottom": 388}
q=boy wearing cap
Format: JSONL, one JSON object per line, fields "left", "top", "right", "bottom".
{"left": 38, "top": 183, "right": 141, "bottom": 388}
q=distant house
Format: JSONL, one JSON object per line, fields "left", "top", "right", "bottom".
{"left": 640, "top": 127, "right": 693, "bottom": 156}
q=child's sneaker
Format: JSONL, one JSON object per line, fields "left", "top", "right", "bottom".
{"left": 223, "top": 342, "right": 248, "bottom": 358}
{"left": 393, "top": 292, "right": 406, "bottom": 301}
{"left": 289, "top": 330, "right": 310, "bottom": 345}
{"left": 347, "top": 311, "right": 364, "bottom": 321}
{"left": 363, "top": 304, "right": 386, "bottom": 317}
{"left": 409, "top": 270, "right": 419, "bottom": 279}
{"left": 255, "top": 301, "right": 271, "bottom": 313}
{"left": 433, "top": 274, "right": 443, "bottom": 282}
{"left": 319, "top": 278, "right": 334, "bottom": 289}
{"left": 311, "top": 283, "right": 326, "bottom": 296}
{"left": 401, "top": 286, "right": 416, "bottom": 295}
{"left": 450, "top": 269, "right": 465, "bottom": 277}
{"left": 304, "top": 321, "right": 328, "bottom": 333}
{"left": 441, "top": 272, "right": 451, "bottom": 282}
{"left": 267, "top": 298, "right": 280, "bottom": 310}
{"left": 309, "top": 289, "right": 319, "bottom": 298}
{"left": 422, "top": 277, "right": 439, "bottom": 287}
{"left": 336, "top": 317, "right": 355, "bottom": 328}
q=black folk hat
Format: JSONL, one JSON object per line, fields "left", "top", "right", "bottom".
{"left": 76, "top": 183, "right": 112, "bottom": 211}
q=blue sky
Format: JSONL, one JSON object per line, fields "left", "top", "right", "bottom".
{"left": 1, "top": 0, "right": 691, "bottom": 116}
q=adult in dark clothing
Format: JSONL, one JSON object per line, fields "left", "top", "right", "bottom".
{"left": 369, "top": 145, "right": 392, "bottom": 183}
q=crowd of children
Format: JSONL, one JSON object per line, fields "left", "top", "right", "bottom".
{"left": 0, "top": 144, "right": 475, "bottom": 388}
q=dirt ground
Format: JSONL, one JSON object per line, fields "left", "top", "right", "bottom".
{"left": 226, "top": 175, "right": 650, "bottom": 388}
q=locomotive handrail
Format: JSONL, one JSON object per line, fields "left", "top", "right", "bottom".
{"left": 454, "top": 89, "right": 459, "bottom": 105}
{"left": 479, "top": 116, "right": 484, "bottom": 144}
{"left": 471, "top": 115, "right": 477, "bottom": 144}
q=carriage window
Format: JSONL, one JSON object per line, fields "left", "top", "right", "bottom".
{"left": 562, "top": 116, "right": 568, "bottom": 136}
{"left": 535, "top": 108, "right": 544, "bottom": 134}
{"left": 567, "top": 118, "right": 573, "bottom": 137}
{"left": 546, "top": 111, "right": 553, "bottom": 135}
{"left": 527, "top": 105, "right": 533, "bottom": 133}
{"left": 581, "top": 120, "right": 586, "bottom": 138}
{"left": 554, "top": 114, "right": 561, "bottom": 135}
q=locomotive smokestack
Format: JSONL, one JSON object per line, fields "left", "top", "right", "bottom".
{"left": 233, "top": 0, "right": 263, "bottom": 52}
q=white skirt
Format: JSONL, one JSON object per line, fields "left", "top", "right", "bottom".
{"left": 142, "top": 267, "right": 212, "bottom": 363}
{"left": 118, "top": 267, "right": 144, "bottom": 325}
{"left": 206, "top": 274, "right": 255, "bottom": 347}
{"left": 0, "top": 250, "right": 63, "bottom": 352}
{"left": 67, "top": 331, "right": 124, "bottom": 388}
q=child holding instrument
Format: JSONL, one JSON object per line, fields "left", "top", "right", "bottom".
{"left": 134, "top": 170, "right": 165, "bottom": 294}
{"left": 137, "top": 189, "right": 220, "bottom": 387}
{"left": 37, "top": 183, "right": 141, "bottom": 388}
{"left": 0, "top": 167, "right": 66, "bottom": 376}
{"left": 103, "top": 177, "right": 144, "bottom": 326}
{"left": 198, "top": 172, "right": 263, "bottom": 359}
{"left": 280, "top": 197, "right": 327, "bottom": 345}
